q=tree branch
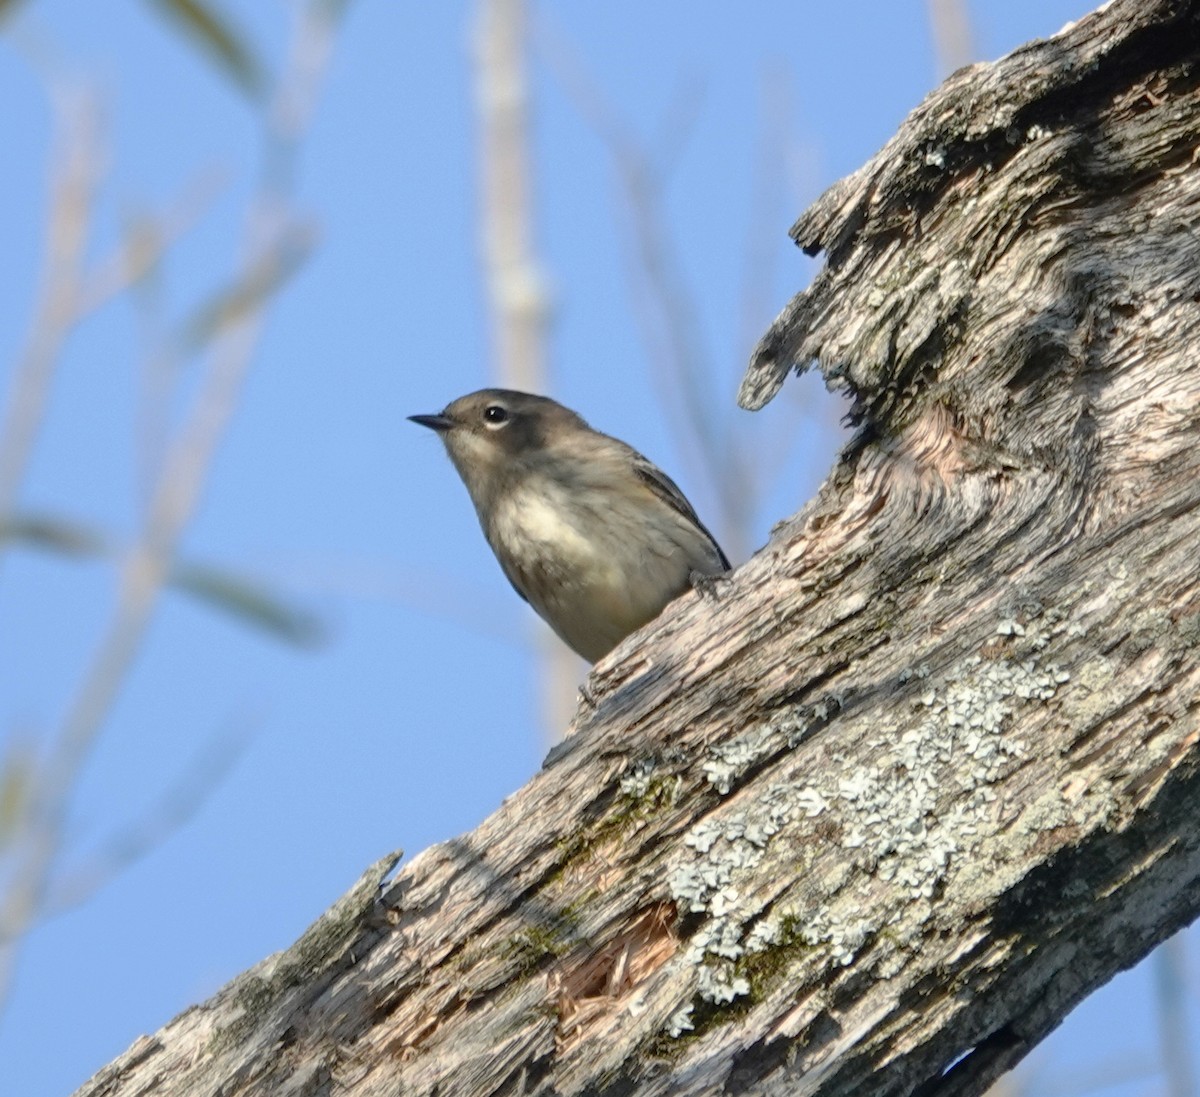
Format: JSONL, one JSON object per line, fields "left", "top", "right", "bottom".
{"left": 72, "top": 1, "right": 1200, "bottom": 1093}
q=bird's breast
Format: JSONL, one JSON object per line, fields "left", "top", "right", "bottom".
{"left": 489, "top": 483, "right": 618, "bottom": 583}
{"left": 486, "top": 479, "right": 695, "bottom": 661}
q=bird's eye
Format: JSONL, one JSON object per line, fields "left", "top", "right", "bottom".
{"left": 483, "top": 405, "right": 509, "bottom": 426}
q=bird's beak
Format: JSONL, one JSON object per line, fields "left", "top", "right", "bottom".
{"left": 408, "top": 412, "right": 455, "bottom": 433}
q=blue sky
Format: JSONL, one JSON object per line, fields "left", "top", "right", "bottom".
{"left": 0, "top": 2, "right": 1192, "bottom": 1095}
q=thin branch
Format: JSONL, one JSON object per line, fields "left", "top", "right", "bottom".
{"left": 1156, "top": 933, "right": 1197, "bottom": 1097}
{"left": 0, "top": 0, "right": 345, "bottom": 1015}
{"left": 77, "top": 167, "right": 226, "bottom": 317}
{"left": 927, "top": 0, "right": 976, "bottom": 77}
{"left": 535, "top": 21, "right": 734, "bottom": 512}
{"left": 109, "top": 169, "right": 229, "bottom": 508}
{"left": 737, "top": 64, "right": 792, "bottom": 371}
{"left": 473, "top": 0, "right": 581, "bottom": 735}
{"left": 0, "top": 87, "right": 101, "bottom": 519}
{"left": 537, "top": 20, "right": 830, "bottom": 566}
{"left": 473, "top": 0, "right": 550, "bottom": 392}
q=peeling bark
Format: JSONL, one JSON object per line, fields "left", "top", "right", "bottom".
{"left": 76, "top": 0, "right": 1200, "bottom": 1094}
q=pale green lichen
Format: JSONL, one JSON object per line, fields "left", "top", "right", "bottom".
{"left": 661, "top": 612, "right": 1073, "bottom": 1038}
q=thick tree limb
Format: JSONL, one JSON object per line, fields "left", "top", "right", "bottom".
{"left": 76, "top": 0, "right": 1200, "bottom": 1094}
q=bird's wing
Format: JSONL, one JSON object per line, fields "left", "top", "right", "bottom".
{"left": 631, "top": 456, "right": 731, "bottom": 571}
{"left": 502, "top": 569, "right": 531, "bottom": 604}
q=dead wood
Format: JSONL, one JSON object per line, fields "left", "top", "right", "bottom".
{"left": 76, "top": 1, "right": 1200, "bottom": 1094}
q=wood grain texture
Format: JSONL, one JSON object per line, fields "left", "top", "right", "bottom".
{"left": 76, "top": 1, "right": 1200, "bottom": 1094}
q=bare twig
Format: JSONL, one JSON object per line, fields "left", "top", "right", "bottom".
{"left": 78, "top": 168, "right": 226, "bottom": 317}
{"left": 927, "top": 0, "right": 976, "bottom": 76}
{"left": 737, "top": 64, "right": 792, "bottom": 373}
{"left": 0, "top": 104, "right": 219, "bottom": 523}
{"left": 0, "top": 88, "right": 101, "bottom": 519}
{"left": 111, "top": 170, "right": 229, "bottom": 506}
{"left": 535, "top": 22, "right": 731, "bottom": 510}
{"left": 473, "top": 0, "right": 580, "bottom": 735}
{"left": 1155, "top": 933, "right": 1197, "bottom": 1097}
{"left": 474, "top": 0, "right": 550, "bottom": 391}
{"left": 539, "top": 22, "right": 847, "bottom": 568}
{"left": 540, "top": 20, "right": 821, "bottom": 569}
{"left": 0, "top": 0, "right": 345, "bottom": 1014}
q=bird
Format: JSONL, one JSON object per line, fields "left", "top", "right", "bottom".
{"left": 410, "top": 388, "right": 729, "bottom": 662}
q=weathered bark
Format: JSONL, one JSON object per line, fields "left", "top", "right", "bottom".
{"left": 78, "top": 1, "right": 1200, "bottom": 1095}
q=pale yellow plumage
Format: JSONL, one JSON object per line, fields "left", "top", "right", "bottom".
{"left": 410, "top": 389, "right": 728, "bottom": 662}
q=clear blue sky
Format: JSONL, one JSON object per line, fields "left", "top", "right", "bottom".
{"left": 0, "top": 2, "right": 1191, "bottom": 1095}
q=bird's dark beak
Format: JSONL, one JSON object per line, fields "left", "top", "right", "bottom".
{"left": 408, "top": 412, "right": 455, "bottom": 433}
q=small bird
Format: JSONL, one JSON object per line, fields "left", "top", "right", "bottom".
{"left": 410, "top": 389, "right": 729, "bottom": 662}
